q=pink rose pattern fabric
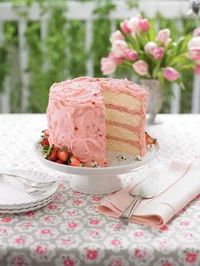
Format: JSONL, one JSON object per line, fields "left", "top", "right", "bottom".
{"left": 0, "top": 114, "right": 200, "bottom": 266}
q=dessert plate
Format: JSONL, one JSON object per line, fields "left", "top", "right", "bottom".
{"left": 0, "top": 195, "right": 56, "bottom": 214}
{"left": 0, "top": 169, "right": 57, "bottom": 211}
{"left": 34, "top": 142, "right": 159, "bottom": 195}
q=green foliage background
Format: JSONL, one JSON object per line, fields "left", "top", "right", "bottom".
{"left": 0, "top": 0, "right": 198, "bottom": 113}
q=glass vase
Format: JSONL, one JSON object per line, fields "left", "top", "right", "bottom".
{"left": 140, "top": 79, "right": 163, "bottom": 125}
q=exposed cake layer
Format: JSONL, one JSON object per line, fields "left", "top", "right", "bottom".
{"left": 107, "top": 139, "right": 140, "bottom": 155}
{"left": 102, "top": 85, "right": 147, "bottom": 156}
{"left": 105, "top": 108, "right": 141, "bottom": 127}
{"left": 102, "top": 90, "right": 142, "bottom": 112}
{"left": 106, "top": 124, "right": 139, "bottom": 141}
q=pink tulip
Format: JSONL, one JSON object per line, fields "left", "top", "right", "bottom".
{"left": 132, "top": 60, "right": 148, "bottom": 76}
{"left": 193, "top": 27, "right": 200, "bottom": 37}
{"left": 152, "top": 47, "right": 165, "bottom": 60}
{"left": 109, "top": 52, "right": 125, "bottom": 64}
{"left": 101, "top": 57, "right": 116, "bottom": 75}
{"left": 111, "top": 40, "right": 128, "bottom": 57}
{"left": 144, "top": 42, "right": 164, "bottom": 60}
{"left": 120, "top": 20, "right": 131, "bottom": 34}
{"left": 110, "top": 30, "right": 124, "bottom": 43}
{"left": 195, "top": 64, "right": 200, "bottom": 75}
{"left": 138, "top": 18, "right": 150, "bottom": 32}
{"left": 156, "top": 29, "right": 171, "bottom": 47}
{"left": 144, "top": 41, "right": 158, "bottom": 54}
{"left": 125, "top": 49, "right": 138, "bottom": 61}
{"left": 188, "top": 37, "right": 200, "bottom": 61}
{"left": 163, "top": 67, "right": 180, "bottom": 81}
{"left": 127, "top": 15, "right": 141, "bottom": 35}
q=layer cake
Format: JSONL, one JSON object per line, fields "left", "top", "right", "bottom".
{"left": 47, "top": 77, "right": 148, "bottom": 166}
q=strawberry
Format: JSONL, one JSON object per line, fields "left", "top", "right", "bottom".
{"left": 69, "top": 155, "right": 82, "bottom": 167}
{"left": 145, "top": 132, "right": 156, "bottom": 145}
{"left": 40, "top": 137, "right": 49, "bottom": 147}
{"left": 48, "top": 146, "right": 59, "bottom": 161}
{"left": 42, "top": 129, "right": 49, "bottom": 138}
{"left": 56, "top": 159, "right": 65, "bottom": 164}
{"left": 57, "top": 147, "right": 68, "bottom": 162}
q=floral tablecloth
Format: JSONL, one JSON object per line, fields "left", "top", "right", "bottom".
{"left": 0, "top": 114, "right": 200, "bottom": 266}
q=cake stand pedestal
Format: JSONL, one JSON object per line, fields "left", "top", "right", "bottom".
{"left": 70, "top": 174, "right": 122, "bottom": 195}
{"left": 34, "top": 142, "right": 159, "bottom": 195}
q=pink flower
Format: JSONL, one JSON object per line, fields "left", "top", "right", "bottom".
{"left": 185, "top": 252, "right": 197, "bottom": 263}
{"left": 15, "top": 237, "right": 25, "bottom": 244}
{"left": 110, "top": 30, "right": 124, "bottom": 43}
{"left": 138, "top": 18, "right": 150, "bottom": 32}
{"left": 35, "top": 245, "right": 48, "bottom": 255}
{"left": 67, "top": 221, "right": 78, "bottom": 229}
{"left": 195, "top": 64, "right": 200, "bottom": 74}
{"left": 110, "top": 259, "right": 123, "bottom": 266}
{"left": 2, "top": 217, "right": 12, "bottom": 223}
{"left": 156, "top": 29, "right": 171, "bottom": 47}
{"left": 144, "top": 41, "right": 158, "bottom": 54}
{"left": 193, "top": 27, "right": 200, "bottom": 37}
{"left": 63, "top": 258, "right": 75, "bottom": 266}
{"left": 152, "top": 47, "right": 164, "bottom": 60}
{"left": 109, "top": 52, "right": 125, "bottom": 64}
{"left": 111, "top": 40, "right": 128, "bottom": 57}
{"left": 188, "top": 37, "right": 200, "bottom": 60}
{"left": 101, "top": 57, "right": 116, "bottom": 75}
{"left": 134, "top": 231, "right": 144, "bottom": 237}
{"left": 40, "top": 229, "right": 51, "bottom": 235}
{"left": 86, "top": 249, "right": 98, "bottom": 260}
{"left": 134, "top": 248, "right": 146, "bottom": 259}
{"left": 48, "top": 203, "right": 58, "bottom": 210}
{"left": 163, "top": 67, "right": 180, "bottom": 81}
{"left": 125, "top": 49, "right": 138, "bottom": 61}
{"left": 120, "top": 20, "right": 131, "bottom": 34}
{"left": 89, "top": 218, "right": 100, "bottom": 225}
{"left": 127, "top": 15, "right": 141, "bottom": 35}
{"left": 132, "top": 60, "right": 148, "bottom": 76}
{"left": 111, "top": 239, "right": 121, "bottom": 246}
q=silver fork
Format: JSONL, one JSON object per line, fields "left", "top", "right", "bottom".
{"left": 0, "top": 172, "right": 56, "bottom": 189}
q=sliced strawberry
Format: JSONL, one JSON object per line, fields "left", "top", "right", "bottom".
{"left": 69, "top": 155, "right": 82, "bottom": 167}
{"left": 57, "top": 147, "right": 68, "bottom": 162}
{"left": 48, "top": 146, "right": 59, "bottom": 161}
{"left": 40, "top": 137, "right": 49, "bottom": 147}
{"left": 145, "top": 132, "right": 156, "bottom": 145}
{"left": 56, "top": 159, "right": 65, "bottom": 164}
{"left": 42, "top": 129, "right": 49, "bottom": 138}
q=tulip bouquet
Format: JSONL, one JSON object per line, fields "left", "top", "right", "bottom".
{"left": 101, "top": 15, "right": 199, "bottom": 90}
{"left": 188, "top": 27, "right": 200, "bottom": 74}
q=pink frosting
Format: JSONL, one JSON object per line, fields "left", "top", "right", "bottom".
{"left": 47, "top": 77, "right": 148, "bottom": 166}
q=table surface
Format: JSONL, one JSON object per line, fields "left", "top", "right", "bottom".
{"left": 0, "top": 114, "right": 200, "bottom": 266}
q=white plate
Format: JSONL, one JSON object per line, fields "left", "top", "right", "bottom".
{"left": 34, "top": 141, "right": 159, "bottom": 195}
{"left": 0, "top": 169, "right": 57, "bottom": 209}
{"left": 0, "top": 195, "right": 56, "bottom": 214}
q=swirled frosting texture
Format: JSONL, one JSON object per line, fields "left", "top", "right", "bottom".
{"left": 47, "top": 77, "right": 148, "bottom": 166}
{"left": 47, "top": 79, "right": 107, "bottom": 166}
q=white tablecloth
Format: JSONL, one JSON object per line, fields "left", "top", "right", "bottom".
{"left": 0, "top": 114, "right": 200, "bottom": 266}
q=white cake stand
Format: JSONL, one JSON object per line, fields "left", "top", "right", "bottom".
{"left": 34, "top": 142, "right": 159, "bottom": 195}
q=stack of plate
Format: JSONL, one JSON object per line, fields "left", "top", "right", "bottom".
{"left": 0, "top": 169, "right": 57, "bottom": 214}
